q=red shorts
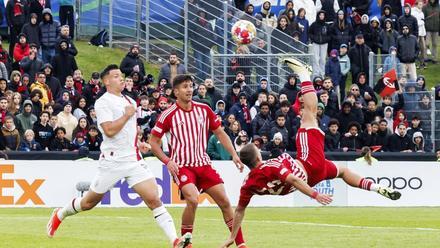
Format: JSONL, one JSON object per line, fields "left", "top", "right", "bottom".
{"left": 174, "top": 165, "right": 224, "bottom": 192}
{"left": 296, "top": 127, "right": 339, "bottom": 187}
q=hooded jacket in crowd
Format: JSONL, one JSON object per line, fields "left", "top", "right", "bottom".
{"left": 398, "top": 4, "right": 419, "bottom": 36}
{"left": 120, "top": 44, "right": 146, "bottom": 78}
{"left": 39, "top": 8, "right": 60, "bottom": 49}
{"left": 21, "top": 14, "right": 41, "bottom": 47}
{"left": 15, "top": 99, "right": 37, "bottom": 132}
{"left": 52, "top": 40, "right": 78, "bottom": 85}
{"left": 308, "top": 10, "right": 330, "bottom": 45}
{"left": 330, "top": 10, "right": 353, "bottom": 50}
{"left": 43, "top": 63, "right": 62, "bottom": 99}
{"left": 397, "top": 27, "right": 419, "bottom": 63}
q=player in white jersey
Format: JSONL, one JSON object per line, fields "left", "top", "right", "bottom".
{"left": 46, "top": 65, "right": 192, "bottom": 248}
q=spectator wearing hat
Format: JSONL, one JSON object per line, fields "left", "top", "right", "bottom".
{"left": 397, "top": 24, "right": 419, "bottom": 81}
{"left": 234, "top": 130, "right": 250, "bottom": 152}
{"left": 279, "top": 74, "right": 300, "bottom": 104}
{"left": 386, "top": 122, "right": 412, "bottom": 152}
{"left": 13, "top": 33, "right": 29, "bottom": 65}
{"left": 380, "top": 19, "right": 399, "bottom": 55}
{"left": 158, "top": 51, "right": 185, "bottom": 84}
{"left": 6, "top": 0, "right": 29, "bottom": 58}
{"left": 19, "top": 43, "right": 43, "bottom": 80}
{"left": 398, "top": 4, "right": 418, "bottom": 37}
{"left": 39, "top": 8, "right": 60, "bottom": 64}
{"left": 156, "top": 96, "right": 169, "bottom": 115}
{"left": 29, "top": 0, "right": 51, "bottom": 24}
{"left": 406, "top": 115, "right": 423, "bottom": 138}
{"left": 224, "top": 82, "right": 241, "bottom": 111}
{"left": 317, "top": 102, "right": 331, "bottom": 131}
{"left": 49, "top": 126, "right": 72, "bottom": 151}
{"left": 229, "top": 92, "right": 251, "bottom": 135}
{"left": 21, "top": 13, "right": 41, "bottom": 49}
{"left": 16, "top": 99, "right": 37, "bottom": 134}
{"left": 18, "top": 129, "right": 42, "bottom": 151}
{"left": 325, "top": 119, "right": 341, "bottom": 151}
{"left": 57, "top": 101, "right": 77, "bottom": 141}
{"left": 42, "top": 63, "right": 61, "bottom": 99}
{"left": 381, "top": 2, "right": 402, "bottom": 21}
{"left": 120, "top": 44, "right": 145, "bottom": 78}
{"left": 86, "top": 125, "right": 101, "bottom": 151}
{"left": 55, "top": 25, "right": 78, "bottom": 57}
{"left": 340, "top": 121, "right": 363, "bottom": 152}
{"left": 52, "top": 40, "right": 78, "bottom": 86}
{"left": 349, "top": 33, "right": 371, "bottom": 84}
{"left": 82, "top": 72, "right": 101, "bottom": 106}
{"left": 71, "top": 132, "right": 87, "bottom": 150}
{"left": 264, "top": 131, "right": 286, "bottom": 158}
{"left": 330, "top": 10, "right": 353, "bottom": 51}
{"left": 355, "top": 72, "right": 377, "bottom": 105}
{"left": 33, "top": 111, "right": 53, "bottom": 150}
{"left": 325, "top": 49, "right": 342, "bottom": 94}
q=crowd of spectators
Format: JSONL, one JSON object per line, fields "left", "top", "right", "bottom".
{"left": 0, "top": 0, "right": 438, "bottom": 159}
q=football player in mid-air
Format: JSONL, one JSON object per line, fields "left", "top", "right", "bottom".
{"left": 221, "top": 58, "right": 401, "bottom": 248}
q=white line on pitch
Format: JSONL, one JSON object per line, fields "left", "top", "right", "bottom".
{"left": 204, "top": 218, "right": 440, "bottom": 232}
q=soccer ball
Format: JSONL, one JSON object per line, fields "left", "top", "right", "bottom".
{"left": 231, "top": 20, "right": 257, "bottom": 45}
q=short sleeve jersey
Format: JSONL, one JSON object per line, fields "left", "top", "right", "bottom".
{"left": 151, "top": 101, "right": 221, "bottom": 167}
{"left": 238, "top": 153, "right": 308, "bottom": 207}
{"left": 95, "top": 92, "right": 140, "bottom": 161}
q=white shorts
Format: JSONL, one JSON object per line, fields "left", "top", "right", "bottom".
{"left": 90, "top": 159, "right": 155, "bottom": 194}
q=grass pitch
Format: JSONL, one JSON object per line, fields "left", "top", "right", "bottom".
{"left": 1, "top": 207, "right": 440, "bottom": 247}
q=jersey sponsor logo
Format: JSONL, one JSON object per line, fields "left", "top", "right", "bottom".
{"left": 0, "top": 164, "right": 45, "bottom": 205}
{"left": 366, "top": 176, "right": 422, "bottom": 190}
{"left": 180, "top": 175, "right": 188, "bottom": 183}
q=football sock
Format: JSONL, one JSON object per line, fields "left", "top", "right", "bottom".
{"left": 153, "top": 206, "right": 178, "bottom": 243}
{"left": 359, "top": 178, "right": 380, "bottom": 192}
{"left": 225, "top": 219, "right": 245, "bottom": 246}
{"left": 301, "top": 81, "right": 315, "bottom": 95}
{"left": 57, "top": 197, "right": 83, "bottom": 220}
{"left": 181, "top": 224, "right": 193, "bottom": 236}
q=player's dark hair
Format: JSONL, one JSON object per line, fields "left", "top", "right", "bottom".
{"left": 173, "top": 74, "right": 193, "bottom": 89}
{"left": 239, "top": 144, "right": 260, "bottom": 169}
{"left": 100, "top": 64, "right": 119, "bottom": 80}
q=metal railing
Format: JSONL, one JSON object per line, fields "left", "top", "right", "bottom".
{"left": 77, "top": 0, "right": 310, "bottom": 84}
{"left": 211, "top": 53, "right": 313, "bottom": 94}
{"left": 368, "top": 52, "right": 400, "bottom": 88}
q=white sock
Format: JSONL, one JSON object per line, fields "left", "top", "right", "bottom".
{"left": 370, "top": 183, "right": 381, "bottom": 192}
{"left": 153, "top": 206, "right": 178, "bottom": 243}
{"left": 57, "top": 197, "right": 83, "bottom": 221}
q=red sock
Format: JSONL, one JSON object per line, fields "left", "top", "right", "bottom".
{"left": 226, "top": 219, "right": 245, "bottom": 246}
{"left": 359, "top": 178, "right": 373, "bottom": 191}
{"left": 300, "top": 81, "right": 315, "bottom": 95}
{"left": 181, "top": 224, "right": 193, "bottom": 236}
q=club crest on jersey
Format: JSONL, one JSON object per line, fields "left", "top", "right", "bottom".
{"left": 181, "top": 175, "right": 188, "bottom": 182}
{"left": 178, "top": 121, "right": 184, "bottom": 126}
{"left": 198, "top": 116, "right": 204, "bottom": 124}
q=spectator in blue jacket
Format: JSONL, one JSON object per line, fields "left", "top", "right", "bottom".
{"left": 294, "top": 8, "right": 309, "bottom": 44}
{"left": 18, "top": 129, "right": 42, "bottom": 151}
{"left": 325, "top": 49, "right": 342, "bottom": 91}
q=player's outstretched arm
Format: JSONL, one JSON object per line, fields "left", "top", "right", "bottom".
{"left": 285, "top": 174, "right": 332, "bottom": 205}
{"left": 213, "top": 127, "right": 244, "bottom": 172}
{"left": 220, "top": 205, "right": 247, "bottom": 248}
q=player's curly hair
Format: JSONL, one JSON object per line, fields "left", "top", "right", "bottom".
{"left": 239, "top": 144, "right": 259, "bottom": 169}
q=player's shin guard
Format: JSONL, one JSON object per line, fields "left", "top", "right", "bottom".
{"left": 359, "top": 178, "right": 380, "bottom": 192}
{"left": 300, "top": 81, "right": 315, "bottom": 96}
{"left": 225, "top": 219, "right": 246, "bottom": 247}
{"left": 57, "top": 197, "right": 83, "bottom": 221}
{"left": 153, "top": 206, "right": 178, "bottom": 243}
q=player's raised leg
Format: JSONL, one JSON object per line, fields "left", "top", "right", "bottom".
{"left": 336, "top": 164, "right": 401, "bottom": 200}
{"left": 133, "top": 178, "right": 192, "bottom": 248}
{"left": 205, "top": 184, "right": 247, "bottom": 248}
{"left": 47, "top": 189, "right": 104, "bottom": 238}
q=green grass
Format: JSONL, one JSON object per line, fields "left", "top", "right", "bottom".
{"left": 1, "top": 207, "right": 440, "bottom": 247}
{"left": 75, "top": 41, "right": 160, "bottom": 81}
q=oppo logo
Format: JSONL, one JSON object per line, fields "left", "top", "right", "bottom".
{"left": 366, "top": 177, "right": 422, "bottom": 190}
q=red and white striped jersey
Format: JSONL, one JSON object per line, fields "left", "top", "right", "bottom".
{"left": 238, "top": 153, "right": 308, "bottom": 207}
{"left": 151, "top": 101, "right": 221, "bottom": 167}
